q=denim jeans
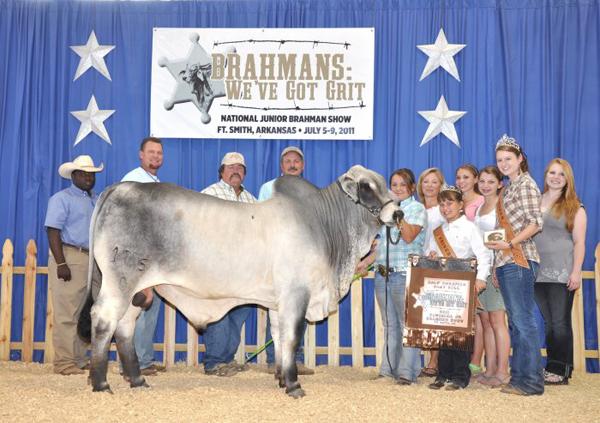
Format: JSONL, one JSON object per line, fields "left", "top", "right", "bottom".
{"left": 133, "top": 294, "right": 161, "bottom": 369}
{"left": 374, "top": 271, "right": 421, "bottom": 381}
{"left": 534, "top": 282, "right": 574, "bottom": 378}
{"left": 203, "top": 305, "right": 252, "bottom": 371}
{"left": 265, "top": 314, "right": 305, "bottom": 365}
{"left": 497, "top": 261, "right": 544, "bottom": 394}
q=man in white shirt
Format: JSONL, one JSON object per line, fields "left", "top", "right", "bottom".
{"left": 201, "top": 152, "right": 257, "bottom": 376}
{"left": 121, "top": 137, "right": 166, "bottom": 376}
{"left": 257, "top": 146, "right": 314, "bottom": 375}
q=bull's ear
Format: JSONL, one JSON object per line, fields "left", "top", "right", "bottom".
{"left": 338, "top": 173, "right": 359, "bottom": 202}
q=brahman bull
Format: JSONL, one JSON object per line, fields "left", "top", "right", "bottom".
{"left": 79, "top": 165, "right": 402, "bottom": 398}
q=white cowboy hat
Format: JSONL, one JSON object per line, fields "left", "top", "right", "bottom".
{"left": 58, "top": 155, "right": 104, "bottom": 179}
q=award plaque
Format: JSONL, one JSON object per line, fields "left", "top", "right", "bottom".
{"left": 403, "top": 254, "right": 478, "bottom": 351}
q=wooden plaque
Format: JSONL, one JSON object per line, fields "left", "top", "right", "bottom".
{"left": 403, "top": 255, "right": 477, "bottom": 351}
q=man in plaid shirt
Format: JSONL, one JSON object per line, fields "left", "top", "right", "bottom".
{"left": 201, "top": 152, "right": 256, "bottom": 376}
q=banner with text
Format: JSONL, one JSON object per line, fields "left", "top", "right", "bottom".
{"left": 150, "top": 28, "right": 374, "bottom": 140}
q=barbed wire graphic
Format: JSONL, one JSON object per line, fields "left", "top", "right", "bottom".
{"left": 219, "top": 101, "right": 365, "bottom": 111}
{"left": 213, "top": 39, "right": 351, "bottom": 49}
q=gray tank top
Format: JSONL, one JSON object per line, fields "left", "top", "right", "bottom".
{"left": 535, "top": 211, "right": 573, "bottom": 283}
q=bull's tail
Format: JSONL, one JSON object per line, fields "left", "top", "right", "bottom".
{"left": 76, "top": 183, "right": 120, "bottom": 343}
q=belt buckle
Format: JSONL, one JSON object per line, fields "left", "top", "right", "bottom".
{"left": 377, "top": 264, "right": 388, "bottom": 277}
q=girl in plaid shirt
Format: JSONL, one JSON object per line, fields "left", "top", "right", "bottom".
{"left": 486, "top": 135, "right": 544, "bottom": 396}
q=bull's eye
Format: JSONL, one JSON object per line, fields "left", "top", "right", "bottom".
{"left": 358, "top": 181, "right": 379, "bottom": 206}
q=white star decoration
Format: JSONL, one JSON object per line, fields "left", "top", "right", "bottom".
{"left": 70, "top": 31, "right": 115, "bottom": 81}
{"left": 418, "top": 95, "right": 466, "bottom": 147}
{"left": 417, "top": 28, "right": 466, "bottom": 82}
{"left": 70, "top": 95, "right": 115, "bottom": 146}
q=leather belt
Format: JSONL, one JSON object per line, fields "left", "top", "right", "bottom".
{"left": 63, "top": 243, "right": 89, "bottom": 254}
{"left": 376, "top": 265, "right": 401, "bottom": 277}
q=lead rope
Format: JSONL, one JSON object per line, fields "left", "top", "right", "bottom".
{"left": 383, "top": 224, "right": 402, "bottom": 377}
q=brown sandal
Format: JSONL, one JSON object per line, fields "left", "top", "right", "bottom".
{"left": 420, "top": 367, "right": 438, "bottom": 377}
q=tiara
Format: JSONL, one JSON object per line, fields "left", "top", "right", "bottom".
{"left": 495, "top": 134, "right": 521, "bottom": 151}
{"left": 440, "top": 184, "right": 462, "bottom": 195}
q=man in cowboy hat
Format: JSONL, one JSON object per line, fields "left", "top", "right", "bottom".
{"left": 257, "top": 146, "right": 314, "bottom": 375}
{"left": 201, "top": 152, "right": 257, "bottom": 376}
{"left": 45, "top": 155, "right": 103, "bottom": 375}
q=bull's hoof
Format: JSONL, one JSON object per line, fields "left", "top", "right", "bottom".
{"left": 130, "top": 377, "right": 150, "bottom": 389}
{"left": 92, "top": 382, "right": 113, "bottom": 394}
{"left": 278, "top": 377, "right": 285, "bottom": 388}
{"left": 285, "top": 387, "right": 306, "bottom": 399}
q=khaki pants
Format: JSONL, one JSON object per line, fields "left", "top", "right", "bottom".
{"left": 48, "top": 247, "right": 90, "bottom": 373}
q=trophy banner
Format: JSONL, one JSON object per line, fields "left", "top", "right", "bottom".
{"left": 403, "top": 255, "right": 477, "bottom": 351}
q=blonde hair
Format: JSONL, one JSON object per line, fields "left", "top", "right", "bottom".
{"left": 543, "top": 158, "right": 581, "bottom": 232}
{"left": 417, "top": 168, "right": 445, "bottom": 203}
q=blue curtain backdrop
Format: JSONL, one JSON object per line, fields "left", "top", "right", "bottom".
{"left": 0, "top": 0, "right": 598, "bottom": 370}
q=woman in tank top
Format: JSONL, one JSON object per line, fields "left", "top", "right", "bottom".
{"left": 534, "top": 158, "right": 587, "bottom": 385}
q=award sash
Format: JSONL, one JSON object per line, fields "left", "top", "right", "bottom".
{"left": 433, "top": 226, "right": 457, "bottom": 258}
{"left": 496, "top": 189, "right": 530, "bottom": 269}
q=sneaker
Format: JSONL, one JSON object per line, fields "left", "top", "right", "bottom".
{"left": 267, "top": 363, "right": 276, "bottom": 374}
{"left": 544, "top": 372, "right": 568, "bottom": 385}
{"left": 445, "top": 382, "right": 463, "bottom": 391}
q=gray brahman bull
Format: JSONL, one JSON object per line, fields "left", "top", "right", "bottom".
{"left": 80, "top": 165, "right": 402, "bottom": 398}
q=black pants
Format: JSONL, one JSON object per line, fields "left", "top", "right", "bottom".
{"left": 438, "top": 348, "right": 471, "bottom": 387}
{"left": 534, "top": 282, "right": 575, "bottom": 378}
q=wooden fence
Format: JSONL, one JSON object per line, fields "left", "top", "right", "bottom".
{"left": 1, "top": 239, "right": 599, "bottom": 372}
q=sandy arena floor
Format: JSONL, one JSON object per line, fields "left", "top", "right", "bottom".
{"left": 1, "top": 361, "right": 599, "bottom": 422}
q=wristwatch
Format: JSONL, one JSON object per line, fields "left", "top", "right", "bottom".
{"left": 507, "top": 240, "right": 513, "bottom": 248}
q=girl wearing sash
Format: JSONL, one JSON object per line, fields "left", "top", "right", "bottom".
{"left": 486, "top": 134, "right": 544, "bottom": 396}
{"left": 373, "top": 169, "right": 427, "bottom": 385}
{"left": 416, "top": 167, "right": 446, "bottom": 377}
{"left": 474, "top": 166, "right": 510, "bottom": 387}
{"left": 426, "top": 186, "right": 490, "bottom": 390}
{"left": 534, "top": 158, "right": 587, "bottom": 385}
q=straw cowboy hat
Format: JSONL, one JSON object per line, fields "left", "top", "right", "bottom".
{"left": 58, "top": 155, "right": 104, "bottom": 179}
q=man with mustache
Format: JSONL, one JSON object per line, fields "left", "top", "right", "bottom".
{"left": 120, "top": 137, "right": 166, "bottom": 377}
{"left": 257, "top": 146, "right": 314, "bottom": 375}
{"left": 201, "top": 152, "right": 257, "bottom": 376}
